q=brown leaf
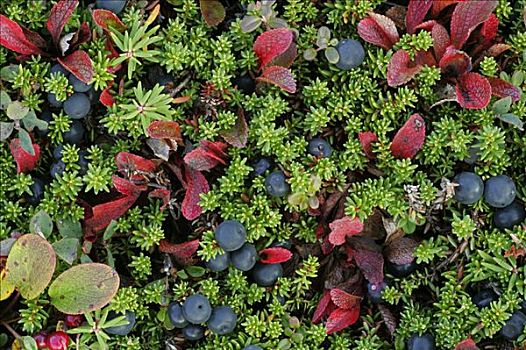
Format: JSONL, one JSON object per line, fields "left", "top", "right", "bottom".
{"left": 378, "top": 304, "right": 397, "bottom": 336}
{"left": 384, "top": 237, "right": 418, "bottom": 265}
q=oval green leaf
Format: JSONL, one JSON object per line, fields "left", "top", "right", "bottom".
{"left": 29, "top": 210, "right": 53, "bottom": 238}
{"left": 324, "top": 47, "right": 340, "bottom": 64}
{"left": 6, "top": 234, "right": 56, "bottom": 300}
{"left": 6, "top": 101, "right": 29, "bottom": 120}
{"left": 48, "top": 263, "right": 120, "bottom": 315}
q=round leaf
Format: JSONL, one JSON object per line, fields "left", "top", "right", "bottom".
{"left": 303, "top": 48, "right": 318, "bottom": 61}
{"left": 49, "top": 263, "right": 120, "bottom": 315}
{"left": 317, "top": 26, "right": 331, "bottom": 48}
{"left": 0, "top": 122, "right": 14, "bottom": 141}
{"left": 6, "top": 234, "right": 56, "bottom": 300}
{"left": 492, "top": 96, "right": 512, "bottom": 115}
{"left": 29, "top": 210, "right": 53, "bottom": 238}
{"left": 324, "top": 47, "right": 340, "bottom": 64}
{"left": 0, "top": 90, "right": 12, "bottom": 109}
{"left": 240, "top": 15, "right": 262, "bottom": 33}
{"left": 6, "top": 101, "right": 29, "bottom": 120}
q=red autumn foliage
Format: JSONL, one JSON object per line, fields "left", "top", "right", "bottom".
{"left": 358, "top": 131, "right": 378, "bottom": 159}
{"left": 9, "top": 138, "right": 41, "bottom": 174}
{"left": 57, "top": 50, "right": 94, "bottom": 84}
{"left": 259, "top": 247, "right": 293, "bottom": 264}
{"left": 455, "top": 72, "right": 492, "bottom": 110}
{"left": 325, "top": 306, "right": 360, "bottom": 334}
{"left": 390, "top": 113, "right": 426, "bottom": 159}
{"left": 328, "top": 216, "right": 364, "bottom": 246}
{"left": 387, "top": 49, "right": 423, "bottom": 87}
{"left": 352, "top": 245, "right": 384, "bottom": 285}
{"left": 159, "top": 239, "right": 200, "bottom": 266}
{"left": 254, "top": 28, "right": 294, "bottom": 69}
{"left": 406, "top": 0, "right": 433, "bottom": 35}
{"left": 184, "top": 141, "right": 228, "bottom": 171}
{"left": 99, "top": 87, "right": 115, "bottom": 107}
{"left": 312, "top": 290, "right": 333, "bottom": 324}
{"left": 147, "top": 121, "right": 183, "bottom": 141}
{"left": 329, "top": 288, "right": 361, "bottom": 310}
{"left": 181, "top": 165, "right": 209, "bottom": 221}
{"left": 47, "top": 0, "right": 79, "bottom": 45}
{"left": 450, "top": 1, "right": 498, "bottom": 49}
{"left": 115, "top": 152, "right": 157, "bottom": 177}
{"left": 92, "top": 9, "right": 127, "bottom": 33}
{"left": 487, "top": 77, "right": 522, "bottom": 101}
{"left": 357, "top": 13, "right": 399, "bottom": 50}
{"left": 0, "top": 15, "right": 45, "bottom": 55}
{"left": 112, "top": 175, "right": 147, "bottom": 196}
{"left": 148, "top": 188, "right": 171, "bottom": 210}
{"left": 454, "top": 338, "right": 478, "bottom": 350}
{"left": 256, "top": 65, "right": 297, "bottom": 94}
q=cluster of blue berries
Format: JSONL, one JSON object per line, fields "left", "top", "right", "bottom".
{"left": 96, "top": 0, "right": 127, "bottom": 14}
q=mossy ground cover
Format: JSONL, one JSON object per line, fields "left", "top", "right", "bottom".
{"left": 0, "top": 0, "right": 525, "bottom": 349}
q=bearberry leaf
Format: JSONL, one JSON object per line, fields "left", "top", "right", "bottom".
{"left": 454, "top": 339, "right": 478, "bottom": 350}
{"left": 353, "top": 245, "right": 384, "bottom": 285}
{"left": 115, "top": 151, "right": 157, "bottom": 176}
{"left": 328, "top": 216, "right": 364, "bottom": 246}
{"left": 99, "top": 87, "right": 115, "bottom": 107}
{"left": 406, "top": 0, "right": 432, "bottom": 34}
{"left": 256, "top": 65, "right": 297, "bottom": 93}
{"left": 326, "top": 306, "right": 360, "bottom": 334}
{"left": 269, "top": 42, "right": 297, "bottom": 68}
{"left": 184, "top": 141, "right": 228, "bottom": 171}
{"left": 385, "top": 237, "right": 418, "bottom": 265}
{"left": 92, "top": 9, "right": 126, "bottom": 32}
{"left": 450, "top": 0, "right": 498, "bottom": 49}
{"left": 49, "top": 263, "right": 119, "bottom": 314}
{"left": 439, "top": 47, "right": 472, "bottom": 76}
{"left": 10, "top": 138, "right": 40, "bottom": 173}
{"left": 357, "top": 13, "right": 399, "bottom": 50}
{"left": 52, "top": 238, "right": 79, "bottom": 265}
{"left": 199, "top": 0, "right": 226, "bottom": 27}
{"left": 0, "top": 15, "right": 44, "bottom": 55}
{"left": 358, "top": 131, "right": 378, "bottom": 159}
{"left": 456, "top": 72, "right": 491, "bottom": 109}
{"left": 47, "top": 0, "right": 78, "bottom": 45}
{"left": 159, "top": 239, "right": 200, "bottom": 265}
{"left": 182, "top": 165, "right": 209, "bottom": 220}
{"left": 29, "top": 210, "right": 53, "bottom": 238}
{"left": 387, "top": 50, "right": 422, "bottom": 87}
{"left": 481, "top": 14, "right": 499, "bottom": 43}
{"left": 84, "top": 193, "right": 140, "bottom": 235}
{"left": 431, "top": 0, "right": 459, "bottom": 17}
{"left": 312, "top": 290, "right": 333, "bottom": 323}
{"left": 147, "top": 120, "right": 182, "bottom": 141}
{"left": 6, "top": 234, "right": 56, "bottom": 300}
{"left": 58, "top": 50, "right": 93, "bottom": 84}
{"left": 259, "top": 247, "right": 292, "bottom": 264}
{"left": 329, "top": 288, "right": 361, "bottom": 310}
{"left": 487, "top": 77, "right": 521, "bottom": 101}
{"left": 390, "top": 113, "right": 426, "bottom": 159}
{"left": 220, "top": 111, "right": 248, "bottom": 148}
{"left": 253, "top": 28, "right": 294, "bottom": 69}
{"left": 497, "top": 113, "right": 524, "bottom": 130}
{"left": 430, "top": 22, "right": 450, "bottom": 59}
{"left": 149, "top": 188, "right": 171, "bottom": 210}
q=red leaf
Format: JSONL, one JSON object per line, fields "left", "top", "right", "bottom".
{"left": 58, "top": 50, "right": 93, "bottom": 84}
{"left": 149, "top": 188, "right": 171, "bottom": 210}
{"left": 387, "top": 50, "right": 423, "bottom": 87}
{"left": 20, "top": 24, "right": 47, "bottom": 49}
{"left": 326, "top": 306, "right": 360, "bottom": 334}
{"left": 259, "top": 247, "right": 292, "bottom": 264}
{"left": 253, "top": 28, "right": 294, "bottom": 69}
{"left": 439, "top": 46, "right": 472, "bottom": 76}
{"left": 450, "top": 0, "right": 498, "bottom": 49}
{"left": 358, "top": 131, "right": 378, "bottom": 159}
{"left": 329, "top": 288, "right": 361, "bottom": 310}
{"left": 112, "top": 176, "right": 147, "bottom": 196}
{"left": 431, "top": 0, "right": 460, "bottom": 17}
{"left": 390, "top": 113, "right": 426, "bottom": 159}
{"left": 199, "top": 0, "right": 226, "bottom": 27}
{"left": 181, "top": 165, "right": 209, "bottom": 221}
{"left": 328, "top": 216, "right": 364, "bottom": 246}
{"left": 357, "top": 13, "right": 399, "bottom": 50}
{"left": 220, "top": 110, "right": 248, "bottom": 148}
{"left": 99, "top": 87, "right": 115, "bottom": 107}
{"left": 416, "top": 21, "right": 450, "bottom": 60}
{"left": 159, "top": 239, "right": 199, "bottom": 258}
{"left": 147, "top": 121, "right": 182, "bottom": 141}
{"left": 483, "top": 43, "right": 510, "bottom": 58}
{"left": 47, "top": 0, "right": 79, "bottom": 45}
{"left": 481, "top": 14, "right": 499, "bottom": 43}
{"left": 256, "top": 65, "right": 296, "bottom": 93}
{"left": 312, "top": 290, "right": 332, "bottom": 323}
{"left": 353, "top": 247, "right": 384, "bottom": 285}
{"left": 9, "top": 138, "right": 40, "bottom": 174}
{"left": 406, "top": 0, "right": 432, "bottom": 34}
{"left": 92, "top": 9, "right": 127, "bottom": 32}
{"left": 455, "top": 72, "right": 491, "bottom": 109}
{"left": 84, "top": 193, "right": 139, "bottom": 234}
{"left": 67, "top": 22, "right": 91, "bottom": 52}
{"left": 454, "top": 339, "right": 478, "bottom": 350}
{"left": 487, "top": 77, "right": 521, "bottom": 102}
{"left": 269, "top": 42, "right": 297, "bottom": 68}
{"left": 115, "top": 152, "right": 157, "bottom": 175}
{"left": 184, "top": 141, "right": 228, "bottom": 171}
{"left": 0, "top": 15, "right": 44, "bottom": 55}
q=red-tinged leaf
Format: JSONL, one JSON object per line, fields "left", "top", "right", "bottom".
{"left": 256, "top": 65, "right": 296, "bottom": 93}
{"left": 58, "top": 50, "right": 93, "bottom": 84}
{"left": 99, "top": 87, "right": 114, "bottom": 107}
{"left": 390, "top": 113, "right": 426, "bottom": 159}
{"left": 353, "top": 247, "right": 384, "bottom": 285}
{"left": 357, "top": 13, "right": 399, "bottom": 50}
{"left": 431, "top": 22, "right": 450, "bottom": 59}
{"left": 112, "top": 176, "right": 147, "bottom": 196}
{"left": 481, "top": 14, "right": 499, "bottom": 42}
{"left": 105, "top": 38, "right": 119, "bottom": 59}
{"left": 147, "top": 120, "right": 182, "bottom": 141}
{"left": 259, "top": 247, "right": 292, "bottom": 264}
{"left": 9, "top": 138, "right": 40, "bottom": 174}
{"left": 199, "top": 0, "right": 226, "bottom": 27}
{"left": 321, "top": 235, "right": 335, "bottom": 255}
{"left": 326, "top": 306, "right": 360, "bottom": 334}
{"left": 454, "top": 339, "right": 478, "bottom": 350}
{"left": 20, "top": 25, "right": 47, "bottom": 49}
{"left": 358, "top": 131, "right": 378, "bottom": 159}
{"left": 312, "top": 290, "right": 332, "bottom": 323}
{"left": 329, "top": 288, "right": 361, "bottom": 310}
{"left": 269, "top": 42, "right": 297, "bottom": 68}
{"left": 92, "top": 9, "right": 126, "bottom": 32}
{"left": 0, "top": 15, "right": 45, "bottom": 55}
{"left": 455, "top": 72, "right": 491, "bottom": 109}
{"left": 406, "top": 0, "right": 432, "bottom": 34}
{"left": 220, "top": 110, "right": 248, "bottom": 148}
{"left": 450, "top": 0, "right": 498, "bottom": 49}
{"left": 385, "top": 237, "right": 418, "bottom": 265}
{"left": 159, "top": 239, "right": 199, "bottom": 258}
{"left": 387, "top": 50, "right": 422, "bottom": 87}
{"left": 149, "top": 188, "right": 171, "bottom": 210}
{"left": 115, "top": 152, "right": 157, "bottom": 175}
{"left": 439, "top": 46, "right": 472, "bottom": 76}
{"left": 184, "top": 141, "right": 228, "bottom": 171}
{"left": 84, "top": 194, "right": 139, "bottom": 234}
{"left": 328, "top": 216, "right": 364, "bottom": 246}
{"left": 431, "top": 0, "right": 460, "bottom": 17}
{"left": 67, "top": 22, "right": 91, "bottom": 52}
{"left": 173, "top": 95, "right": 192, "bottom": 104}
{"left": 414, "top": 50, "right": 437, "bottom": 67}
{"left": 253, "top": 28, "right": 294, "bottom": 69}
{"left": 181, "top": 165, "right": 209, "bottom": 221}
{"left": 487, "top": 77, "right": 521, "bottom": 102}
{"left": 47, "top": 0, "right": 79, "bottom": 45}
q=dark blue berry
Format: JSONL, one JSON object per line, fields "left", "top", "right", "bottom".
{"left": 50, "top": 161, "right": 66, "bottom": 178}
{"left": 63, "top": 120, "right": 85, "bottom": 145}
{"left": 215, "top": 220, "right": 247, "bottom": 252}
{"left": 68, "top": 74, "right": 91, "bottom": 93}
{"left": 167, "top": 303, "right": 189, "bottom": 328}
{"left": 50, "top": 64, "right": 69, "bottom": 77}
{"left": 252, "top": 263, "right": 283, "bottom": 287}
{"left": 230, "top": 243, "right": 257, "bottom": 271}
{"left": 243, "top": 346, "right": 263, "bottom": 350}
{"left": 207, "top": 306, "right": 237, "bottom": 335}
{"left": 251, "top": 158, "right": 271, "bottom": 177}
{"left": 265, "top": 171, "right": 289, "bottom": 197}
{"left": 493, "top": 201, "right": 525, "bottom": 229}
{"left": 78, "top": 150, "right": 89, "bottom": 175}
{"left": 484, "top": 175, "right": 516, "bottom": 208}
{"left": 64, "top": 93, "right": 90, "bottom": 119}
{"left": 335, "top": 39, "right": 365, "bottom": 70}
{"left": 233, "top": 74, "right": 256, "bottom": 95}
{"left": 407, "top": 333, "right": 435, "bottom": 350}
{"left": 500, "top": 311, "right": 526, "bottom": 341}
{"left": 472, "top": 289, "right": 498, "bottom": 309}
{"left": 206, "top": 252, "right": 230, "bottom": 272}
{"left": 47, "top": 93, "right": 63, "bottom": 108}
{"left": 453, "top": 172, "right": 484, "bottom": 205}
{"left": 105, "top": 310, "right": 136, "bottom": 336}
{"left": 53, "top": 145, "right": 64, "bottom": 160}
{"left": 181, "top": 324, "right": 205, "bottom": 341}
{"left": 367, "top": 281, "right": 387, "bottom": 304}
{"left": 25, "top": 178, "right": 45, "bottom": 205}
{"left": 182, "top": 294, "right": 212, "bottom": 324}
{"left": 387, "top": 261, "right": 417, "bottom": 278}
{"left": 96, "top": 0, "right": 127, "bottom": 14}
{"left": 308, "top": 138, "right": 332, "bottom": 158}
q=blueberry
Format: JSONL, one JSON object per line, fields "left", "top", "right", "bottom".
{"left": 265, "top": 171, "right": 289, "bottom": 197}
{"left": 50, "top": 64, "right": 69, "bottom": 77}
{"left": 50, "top": 161, "right": 66, "bottom": 178}
{"left": 243, "top": 346, "right": 263, "bottom": 350}
{"left": 63, "top": 93, "right": 90, "bottom": 119}
{"left": 47, "top": 93, "right": 63, "bottom": 108}
{"left": 233, "top": 74, "right": 256, "bottom": 95}
{"left": 63, "top": 120, "right": 85, "bottom": 144}
{"left": 68, "top": 74, "right": 91, "bottom": 93}
{"left": 78, "top": 150, "right": 89, "bottom": 175}
{"left": 215, "top": 220, "right": 247, "bottom": 252}
{"left": 251, "top": 158, "right": 271, "bottom": 177}
{"left": 182, "top": 294, "right": 212, "bottom": 324}
{"left": 453, "top": 172, "right": 484, "bottom": 205}
{"left": 207, "top": 306, "right": 237, "bottom": 335}
{"left": 182, "top": 324, "right": 205, "bottom": 341}
{"left": 407, "top": 333, "right": 435, "bottom": 350}
{"left": 230, "top": 243, "right": 257, "bottom": 271}
{"left": 494, "top": 201, "right": 525, "bottom": 229}
{"left": 484, "top": 175, "right": 516, "bottom": 208}
{"left": 335, "top": 39, "right": 365, "bottom": 70}
{"left": 105, "top": 310, "right": 136, "bottom": 336}
{"left": 167, "top": 302, "right": 188, "bottom": 328}
{"left": 367, "top": 281, "right": 387, "bottom": 304}
{"left": 472, "top": 289, "right": 498, "bottom": 309}
{"left": 96, "top": 0, "right": 127, "bottom": 14}
{"left": 500, "top": 311, "right": 526, "bottom": 341}
{"left": 308, "top": 138, "right": 332, "bottom": 158}
{"left": 53, "top": 144, "right": 64, "bottom": 160}
{"left": 206, "top": 252, "right": 230, "bottom": 272}
{"left": 252, "top": 263, "right": 283, "bottom": 287}
{"left": 25, "top": 177, "right": 45, "bottom": 205}
{"left": 387, "top": 261, "right": 417, "bottom": 278}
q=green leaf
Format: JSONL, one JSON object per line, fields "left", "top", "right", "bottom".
{"left": 6, "top": 101, "right": 30, "bottom": 120}
{"left": 324, "top": 47, "right": 340, "bottom": 64}
{"left": 22, "top": 110, "right": 47, "bottom": 132}
{"left": 6, "top": 234, "right": 56, "bottom": 299}
{"left": 303, "top": 48, "right": 317, "bottom": 61}
{"left": 0, "top": 333, "right": 8, "bottom": 348}
{"left": 18, "top": 129, "right": 35, "bottom": 156}
{"left": 0, "top": 90, "right": 12, "bottom": 109}
{"left": 240, "top": 15, "right": 261, "bottom": 33}
{"left": 0, "top": 122, "right": 14, "bottom": 141}
{"left": 497, "top": 113, "right": 524, "bottom": 130}
{"left": 29, "top": 210, "right": 53, "bottom": 238}
{"left": 52, "top": 238, "right": 79, "bottom": 265}
{"left": 492, "top": 96, "right": 512, "bottom": 114}
{"left": 186, "top": 266, "right": 206, "bottom": 278}
{"left": 57, "top": 218, "right": 83, "bottom": 238}
{"left": 103, "top": 220, "right": 118, "bottom": 241}
{"left": 316, "top": 26, "right": 331, "bottom": 48}
{"left": 511, "top": 70, "right": 524, "bottom": 86}
{"left": 0, "top": 65, "right": 18, "bottom": 82}
{"left": 48, "top": 263, "right": 120, "bottom": 314}
{"left": 20, "top": 336, "right": 38, "bottom": 350}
